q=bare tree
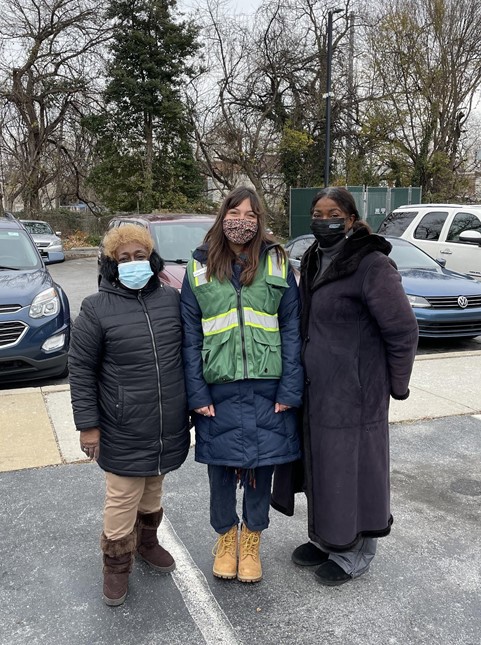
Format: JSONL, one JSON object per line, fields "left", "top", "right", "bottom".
{"left": 0, "top": 0, "right": 110, "bottom": 215}
{"left": 364, "top": 0, "right": 481, "bottom": 199}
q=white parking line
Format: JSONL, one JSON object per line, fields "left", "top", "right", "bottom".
{"left": 160, "top": 516, "right": 241, "bottom": 645}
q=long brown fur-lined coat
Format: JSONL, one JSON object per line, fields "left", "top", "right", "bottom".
{"left": 272, "top": 227, "right": 418, "bottom": 551}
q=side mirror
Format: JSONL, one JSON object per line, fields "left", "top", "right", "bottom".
{"left": 458, "top": 230, "right": 481, "bottom": 245}
{"left": 56, "top": 231, "right": 62, "bottom": 236}
{"left": 436, "top": 257, "right": 447, "bottom": 267}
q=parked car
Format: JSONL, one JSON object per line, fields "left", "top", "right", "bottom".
{"left": 0, "top": 214, "right": 70, "bottom": 383}
{"left": 20, "top": 219, "right": 65, "bottom": 262}
{"left": 98, "top": 213, "right": 216, "bottom": 289}
{"left": 284, "top": 233, "right": 481, "bottom": 338}
{"left": 377, "top": 204, "right": 481, "bottom": 280}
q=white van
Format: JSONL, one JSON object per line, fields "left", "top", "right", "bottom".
{"left": 378, "top": 204, "right": 481, "bottom": 280}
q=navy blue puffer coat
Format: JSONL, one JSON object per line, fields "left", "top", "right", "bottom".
{"left": 180, "top": 246, "right": 303, "bottom": 468}
{"left": 69, "top": 277, "right": 189, "bottom": 477}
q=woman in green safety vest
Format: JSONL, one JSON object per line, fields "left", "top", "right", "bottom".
{"left": 180, "top": 186, "right": 303, "bottom": 584}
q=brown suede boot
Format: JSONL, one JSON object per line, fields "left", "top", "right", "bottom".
{"left": 136, "top": 509, "right": 175, "bottom": 573}
{"left": 100, "top": 530, "right": 136, "bottom": 606}
{"left": 237, "top": 524, "right": 262, "bottom": 583}
{"left": 212, "top": 525, "right": 238, "bottom": 580}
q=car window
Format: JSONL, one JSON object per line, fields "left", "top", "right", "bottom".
{"left": 388, "top": 240, "right": 440, "bottom": 271}
{"left": 150, "top": 221, "right": 213, "bottom": 262}
{"left": 446, "top": 212, "right": 481, "bottom": 242}
{"left": 119, "top": 221, "right": 146, "bottom": 229}
{"left": 22, "top": 221, "right": 53, "bottom": 235}
{"left": 0, "top": 230, "right": 42, "bottom": 269}
{"left": 377, "top": 211, "right": 418, "bottom": 236}
{"left": 288, "top": 238, "right": 314, "bottom": 259}
{"left": 413, "top": 211, "right": 448, "bottom": 240}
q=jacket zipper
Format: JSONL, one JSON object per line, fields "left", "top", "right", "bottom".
{"left": 138, "top": 291, "right": 164, "bottom": 473}
{"left": 235, "top": 286, "right": 248, "bottom": 379}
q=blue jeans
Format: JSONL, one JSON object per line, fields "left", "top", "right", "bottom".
{"left": 208, "top": 465, "right": 275, "bottom": 534}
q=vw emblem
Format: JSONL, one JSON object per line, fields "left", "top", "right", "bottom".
{"left": 457, "top": 296, "right": 468, "bottom": 309}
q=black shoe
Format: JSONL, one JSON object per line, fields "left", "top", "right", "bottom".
{"left": 292, "top": 542, "right": 329, "bottom": 566}
{"left": 314, "top": 560, "right": 351, "bottom": 586}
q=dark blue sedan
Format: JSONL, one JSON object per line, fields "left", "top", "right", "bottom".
{"left": 0, "top": 215, "right": 70, "bottom": 383}
{"left": 284, "top": 234, "right": 481, "bottom": 338}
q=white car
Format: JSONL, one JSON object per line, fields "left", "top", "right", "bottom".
{"left": 378, "top": 204, "right": 481, "bottom": 280}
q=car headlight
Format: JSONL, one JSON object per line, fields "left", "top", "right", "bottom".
{"left": 406, "top": 294, "right": 431, "bottom": 308}
{"left": 30, "top": 288, "right": 60, "bottom": 318}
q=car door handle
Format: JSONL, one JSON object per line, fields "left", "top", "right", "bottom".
{"left": 440, "top": 249, "right": 452, "bottom": 254}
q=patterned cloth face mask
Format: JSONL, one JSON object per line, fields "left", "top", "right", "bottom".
{"left": 223, "top": 219, "right": 258, "bottom": 245}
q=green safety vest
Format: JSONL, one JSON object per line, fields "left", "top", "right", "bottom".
{"left": 187, "top": 249, "right": 289, "bottom": 384}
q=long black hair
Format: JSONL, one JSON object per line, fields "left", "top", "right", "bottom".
{"left": 310, "top": 187, "right": 360, "bottom": 220}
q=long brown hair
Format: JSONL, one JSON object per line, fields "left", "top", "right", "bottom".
{"left": 204, "top": 186, "right": 284, "bottom": 286}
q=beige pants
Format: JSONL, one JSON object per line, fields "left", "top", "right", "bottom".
{"left": 103, "top": 472, "right": 165, "bottom": 540}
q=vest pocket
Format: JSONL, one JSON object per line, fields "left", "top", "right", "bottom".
{"left": 202, "top": 330, "right": 236, "bottom": 383}
{"left": 251, "top": 327, "right": 282, "bottom": 377}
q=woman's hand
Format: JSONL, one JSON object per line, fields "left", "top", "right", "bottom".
{"left": 194, "top": 404, "right": 216, "bottom": 418}
{"left": 79, "top": 427, "right": 101, "bottom": 461}
{"left": 275, "top": 403, "right": 291, "bottom": 413}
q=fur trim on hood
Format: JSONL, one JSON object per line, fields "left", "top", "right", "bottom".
{"left": 99, "top": 249, "right": 165, "bottom": 286}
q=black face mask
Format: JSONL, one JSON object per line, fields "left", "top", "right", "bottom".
{"left": 310, "top": 217, "right": 347, "bottom": 247}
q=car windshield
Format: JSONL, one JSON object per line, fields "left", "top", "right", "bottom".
{"left": 0, "top": 230, "right": 42, "bottom": 269}
{"left": 388, "top": 239, "right": 440, "bottom": 271}
{"left": 22, "top": 221, "right": 54, "bottom": 235}
{"left": 150, "top": 221, "right": 213, "bottom": 262}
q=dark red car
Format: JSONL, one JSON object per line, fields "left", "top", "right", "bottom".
{"left": 99, "top": 213, "right": 215, "bottom": 289}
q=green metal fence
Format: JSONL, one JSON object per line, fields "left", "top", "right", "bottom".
{"left": 289, "top": 186, "right": 422, "bottom": 238}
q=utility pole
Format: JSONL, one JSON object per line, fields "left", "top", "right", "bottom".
{"left": 346, "top": 11, "right": 355, "bottom": 184}
{"left": 324, "top": 8, "right": 343, "bottom": 187}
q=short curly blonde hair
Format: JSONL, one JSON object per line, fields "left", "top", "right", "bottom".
{"left": 102, "top": 224, "right": 154, "bottom": 259}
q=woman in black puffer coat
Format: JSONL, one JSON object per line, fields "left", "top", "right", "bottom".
{"left": 68, "top": 224, "right": 189, "bottom": 607}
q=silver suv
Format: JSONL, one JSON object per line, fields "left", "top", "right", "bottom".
{"left": 20, "top": 219, "right": 64, "bottom": 261}
{"left": 378, "top": 204, "right": 481, "bottom": 280}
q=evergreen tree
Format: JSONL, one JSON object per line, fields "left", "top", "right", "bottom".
{"left": 89, "top": 0, "right": 202, "bottom": 212}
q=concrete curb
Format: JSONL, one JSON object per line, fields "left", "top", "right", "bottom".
{"left": 64, "top": 247, "right": 98, "bottom": 260}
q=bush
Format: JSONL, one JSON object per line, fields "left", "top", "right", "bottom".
{"left": 63, "top": 230, "right": 101, "bottom": 249}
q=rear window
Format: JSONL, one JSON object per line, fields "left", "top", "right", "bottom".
{"left": 377, "top": 211, "right": 418, "bottom": 236}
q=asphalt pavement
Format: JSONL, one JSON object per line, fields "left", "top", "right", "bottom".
{"left": 0, "top": 254, "right": 480, "bottom": 644}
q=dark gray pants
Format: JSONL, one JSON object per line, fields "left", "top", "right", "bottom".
{"left": 315, "top": 537, "right": 377, "bottom": 577}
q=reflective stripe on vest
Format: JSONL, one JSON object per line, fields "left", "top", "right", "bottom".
{"left": 267, "top": 249, "right": 287, "bottom": 280}
{"left": 192, "top": 260, "right": 210, "bottom": 286}
{"left": 243, "top": 307, "right": 279, "bottom": 332}
{"left": 202, "top": 308, "right": 238, "bottom": 336}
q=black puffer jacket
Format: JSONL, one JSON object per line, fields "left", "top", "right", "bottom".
{"left": 69, "top": 271, "right": 189, "bottom": 477}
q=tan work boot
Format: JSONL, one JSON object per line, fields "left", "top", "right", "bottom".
{"left": 238, "top": 524, "right": 262, "bottom": 583}
{"left": 212, "top": 525, "right": 238, "bottom": 579}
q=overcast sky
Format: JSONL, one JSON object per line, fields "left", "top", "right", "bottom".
{"left": 180, "top": 0, "right": 262, "bottom": 16}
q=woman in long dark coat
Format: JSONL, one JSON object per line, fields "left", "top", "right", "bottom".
{"left": 273, "top": 187, "right": 418, "bottom": 586}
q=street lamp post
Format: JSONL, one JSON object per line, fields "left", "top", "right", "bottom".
{"left": 324, "top": 8, "right": 342, "bottom": 187}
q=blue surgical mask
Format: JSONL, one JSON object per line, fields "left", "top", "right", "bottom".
{"left": 117, "top": 260, "right": 153, "bottom": 290}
